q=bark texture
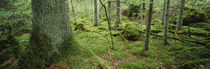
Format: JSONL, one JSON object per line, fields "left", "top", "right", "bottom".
{"left": 163, "top": 0, "right": 170, "bottom": 45}
{"left": 94, "top": 0, "right": 100, "bottom": 26}
{"left": 19, "top": 0, "right": 73, "bottom": 68}
{"left": 115, "top": 0, "right": 121, "bottom": 26}
{"left": 144, "top": 0, "right": 154, "bottom": 51}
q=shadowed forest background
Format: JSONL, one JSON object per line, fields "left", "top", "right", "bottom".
{"left": 0, "top": 0, "right": 210, "bottom": 69}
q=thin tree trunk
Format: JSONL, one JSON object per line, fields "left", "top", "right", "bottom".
{"left": 163, "top": 0, "right": 170, "bottom": 46}
{"left": 19, "top": 0, "right": 73, "bottom": 68}
{"left": 115, "top": 0, "right": 121, "bottom": 27}
{"left": 99, "top": 0, "right": 114, "bottom": 50}
{"left": 70, "top": 0, "right": 77, "bottom": 24}
{"left": 94, "top": 0, "right": 100, "bottom": 26}
{"left": 108, "top": 1, "right": 112, "bottom": 22}
{"left": 142, "top": 0, "right": 146, "bottom": 18}
{"left": 162, "top": 0, "right": 167, "bottom": 25}
{"left": 144, "top": 0, "right": 154, "bottom": 51}
{"left": 176, "top": 0, "right": 185, "bottom": 31}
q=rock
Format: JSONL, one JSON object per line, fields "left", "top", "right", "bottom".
{"left": 122, "top": 23, "right": 144, "bottom": 41}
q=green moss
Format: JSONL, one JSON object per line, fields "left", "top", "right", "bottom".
{"left": 190, "top": 22, "right": 210, "bottom": 31}
{"left": 122, "top": 62, "right": 143, "bottom": 69}
{"left": 122, "top": 23, "right": 144, "bottom": 41}
{"left": 113, "top": 51, "right": 129, "bottom": 59}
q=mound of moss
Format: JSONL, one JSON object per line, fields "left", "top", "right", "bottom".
{"left": 122, "top": 23, "right": 144, "bottom": 41}
{"left": 123, "top": 4, "right": 141, "bottom": 20}
{"left": 17, "top": 36, "right": 110, "bottom": 69}
{"left": 172, "top": 7, "right": 208, "bottom": 26}
{"left": 190, "top": 22, "right": 210, "bottom": 31}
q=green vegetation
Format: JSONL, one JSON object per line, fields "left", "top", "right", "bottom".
{"left": 0, "top": 0, "right": 209, "bottom": 69}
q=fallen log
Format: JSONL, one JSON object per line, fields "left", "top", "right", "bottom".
{"left": 151, "top": 30, "right": 209, "bottom": 37}
{"left": 151, "top": 33, "right": 207, "bottom": 46}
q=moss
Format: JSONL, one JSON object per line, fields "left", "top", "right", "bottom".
{"left": 124, "top": 4, "right": 141, "bottom": 20}
{"left": 171, "top": 7, "right": 208, "bottom": 26}
{"left": 113, "top": 51, "right": 129, "bottom": 59}
{"left": 190, "top": 22, "right": 210, "bottom": 31}
{"left": 122, "top": 62, "right": 143, "bottom": 69}
{"left": 18, "top": 35, "right": 110, "bottom": 69}
{"left": 122, "top": 23, "right": 144, "bottom": 41}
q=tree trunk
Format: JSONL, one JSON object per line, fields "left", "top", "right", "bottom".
{"left": 176, "top": 0, "right": 185, "bottom": 31}
{"left": 19, "top": 0, "right": 73, "bottom": 68}
{"left": 94, "top": 0, "right": 100, "bottom": 26}
{"left": 163, "top": 0, "right": 170, "bottom": 45}
{"left": 142, "top": 0, "right": 146, "bottom": 18}
{"left": 162, "top": 0, "right": 167, "bottom": 25}
{"left": 144, "top": 0, "right": 154, "bottom": 51}
{"left": 115, "top": 0, "right": 121, "bottom": 27}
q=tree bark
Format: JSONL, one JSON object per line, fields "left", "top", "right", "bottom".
{"left": 94, "top": 0, "right": 100, "bottom": 26}
{"left": 115, "top": 0, "right": 121, "bottom": 27}
{"left": 162, "top": 0, "right": 167, "bottom": 25}
{"left": 142, "top": 0, "right": 146, "bottom": 18}
{"left": 19, "top": 0, "right": 73, "bottom": 68}
{"left": 163, "top": 0, "right": 170, "bottom": 45}
{"left": 176, "top": 0, "right": 185, "bottom": 31}
{"left": 144, "top": 0, "right": 154, "bottom": 51}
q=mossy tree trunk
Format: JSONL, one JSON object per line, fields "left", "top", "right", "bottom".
{"left": 115, "top": 0, "right": 121, "bottom": 27}
{"left": 144, "top": 0, "right": 154, "bottom": 51}
{"left": 176, "top": 0, "right": 185, "bottom": 31}
{"left": 94, "top": 0, "right": 100, "bottom": 26}
{"left": 19, "top": 0, "right": 73, "bottom": 68}
{"left": 163, "top": 0, "right": 170, "bottom": 46}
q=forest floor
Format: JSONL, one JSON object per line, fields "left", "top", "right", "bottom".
{"left": 0, "top": 18, "right": 210, "bottom": 69}
{"left": 72, "top": 18, "right": 210, "bottom": 69}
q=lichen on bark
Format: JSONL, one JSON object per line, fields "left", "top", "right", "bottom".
{"left": 18, "top": 0, "right": 74, "bottom": 68}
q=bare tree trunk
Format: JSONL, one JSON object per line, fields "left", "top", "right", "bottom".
{"left": 176, "top": 0, "right": 185, "bottom": 31}
{"left": 163, "top": 0, "right": 170, "bottom": 46}
{"left": 162, "top": 0, "right": 167, "bottom": 25}
{"left": 108, "top": 1, "right": 112, "bottom": 22}
{"left": 142, "top": 0, "right": 146, "bottom": 18}
{"left": 94, "top": 0, "right": 100, "bottom": 26}
{"left": 144, "top": 0, "right": 154, "bottom": 51}
{"left": 115, "top": 0, "right": 121, "bottom": 27}
{"left": 19, "top": 0, "right": 73, "bottom": 68}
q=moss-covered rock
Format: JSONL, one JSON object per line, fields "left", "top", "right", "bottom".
{"left": 122, "top": 23, "right": 144, "bottom": 41}
{"left": 123, "top": 4, "right": 141, "bottom": 20}
{"left": 190, "top": 22, "right": 210, "bottom": 31}
{"left": 183, "top": 7, "right": 208, "bottom": 25}
{"left": 172, "top": 7, "right": 208, "bottom": 26}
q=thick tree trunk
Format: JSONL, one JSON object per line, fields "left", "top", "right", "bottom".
{"left": 176, "top": 0, "right": 185, "bottom": 31}
{"left": 115, "top": 0, "right": 121, "bottom": 27}
{"left": 19, "top": 0, "right": 73, "bottom": 68}
{"left": 94, "top": 0, "right": 100, "bottom": 26}
{"left": 144, "top": 0, "right": 154, "bottom": 51}
{"left": 163, "top": 0, "right": 170, "bottom": 45}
